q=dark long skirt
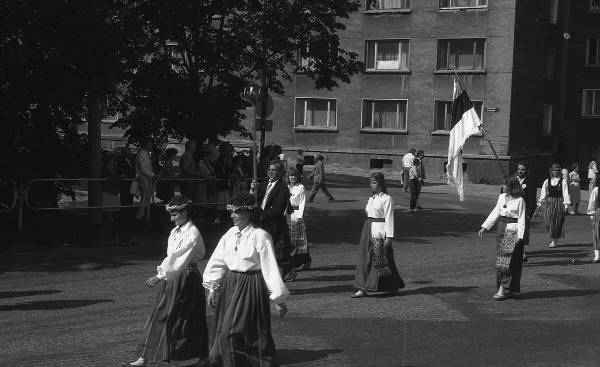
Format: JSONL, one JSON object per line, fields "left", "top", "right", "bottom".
{"left": 263, "top": 218, "right": 293, "bottom": 273}
{"left": 593, "top": 212, "right": 600, "bottom": 251}
{"left": 354, "top": 219, "right": 405, "bottom": 292}
{"left": 209, "top": 270, "right": 278, "bottom": 367}
{"left": 495, "top": 220, "right": 524, "bottom": 293}
{"left": 544, "top": 196, "right": 565, "bottom": 238}
{"left": 138, "top": 263, "right": 208, "bottom": 362}
{"left": 288, "top": 217, "right": 311, "bottom": 268}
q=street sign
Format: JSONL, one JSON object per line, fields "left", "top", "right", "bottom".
{"left": 255, "top": 119, "right": 273, "bottom": 132}
{"left": 255, "top": 95, "right": 274, "bottom": 118}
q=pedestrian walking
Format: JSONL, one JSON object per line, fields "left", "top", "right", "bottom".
{"left": 288, "top": 167, "right": 311, "bottom": 271}
{"left": 296, "top": 149, "right": 305, "bottom": 182}
{"left": 257, "top": 161, "right": 296, "bottom": 281}
{"left": 416, "top": 150, "right": 426, "bottom": 209}
{"left": 352, "top": 172, "right": 405, "bottom": 298}
{"left": 307, "top": 154, "right": 334, "bottom": 202}
{"left": 127, "top": 196, "right": 208, "bottom": 367}
{"left": 588, "top": 156, "right": 598, "bottom": 192}
{"left": 408, "top": 158, "right": 422, "bottom": 212}
{"left": 538, "top": 163, "right": 571, "bottom": 248}
{"left": 402, "top": 148, "right": 416, "bottom": 192}
{"left": 568, "top": 163, "right": 581, "bottom": 215}
{"left": 586, "top": 181, "right": 600, "bottom": 263}
{"left": 135, "top": 138, "right": 156, "bottom": 220}
{"left": 515, "top": 162, "right": 537, "bottom": 262}
{"left": 478, "top": 178, "right": 526, "bottom": 301}
{"left": 203, "top": 191, "right": 289, "bottom": 367}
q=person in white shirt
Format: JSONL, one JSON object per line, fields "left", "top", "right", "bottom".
{"left": 479, "top": 178, "right": 526, "bottom": 301}
{"left": 203, "top": 191, "right": 288, "bottom": 367}
{"left": 128, "top": 197, "right": 208, "bottom": 367}
{"left": 538, "top": 163, "right": 571, "bottom": 248}
{"left": 587, "top": 183, "right": 600, "bottom": 263}
{"left": 288, "top": 168, "right": 311, "bottom": 271}
{"left": 401, "top": 148, "right": 416, "bottom": 192}
{"left": 352, "top": 172, "right": 405, "bottom": 298}
{"left": 135, "top": 137, "right": 156, "bottom": 220}
{"left": 589, "top": 157, "right": 598, "bottom": 193}
{"left": 568, "top": 163, "right": 581, "bottom": 215}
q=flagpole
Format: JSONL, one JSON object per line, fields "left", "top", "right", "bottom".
{"left": 451, "top": 66, "right": 506, "bottom": 179}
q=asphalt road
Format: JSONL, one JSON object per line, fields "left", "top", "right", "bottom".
{"left": 2, "top": 179, "right": 600, "bottom": 367}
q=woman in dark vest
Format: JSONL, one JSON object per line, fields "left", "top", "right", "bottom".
{"left": 537, "top": 163, "right": 571, "bottom": 248}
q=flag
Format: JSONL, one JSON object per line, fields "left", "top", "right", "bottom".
{"left": 446, "top": 79, "right": 482, "bottom": 201}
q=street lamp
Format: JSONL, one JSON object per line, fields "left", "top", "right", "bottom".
{"left": 241, "top": 84, "right": 265, "bottom": 194}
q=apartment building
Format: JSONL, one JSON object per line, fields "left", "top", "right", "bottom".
{"left": 262, "top": 0, "right": 591, "bottom": 182}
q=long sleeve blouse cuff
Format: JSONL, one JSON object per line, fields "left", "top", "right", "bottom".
{"left": 202, "top": 280, "right": 220, "bottom": 291}
{"left": 269, "top": 291, "right": 289, "bottom": 303}
{"left": 156, "top": 266, "right": 167, "bottom": 280}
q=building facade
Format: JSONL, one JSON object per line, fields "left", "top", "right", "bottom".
{"left": 259, "top": 0, "right": 596, "bottom": 183}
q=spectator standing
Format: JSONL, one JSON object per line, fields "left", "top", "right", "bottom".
{"left": 402, "top": 148, "right": 416, "bottom": 192}
{"left": 307, "top": 154, "right": 335, "bottom": 202}
{"left": 157, "top": 148, "right": 180, "bottom": 203}
{"left": 179, "top": 140, "right": 198, "bottom": 200}
{"left": 135, "top": 138, "right": 156, "bottom": 220}
{"left": 416, "top": 150, "right": 426, "bottom": 209}
{"left": 408, "top": 158, "right": 422, "bottom": 212}
{"left": 102, "top": 154, "right": 124, "bottom": 245}
{"left": 589, "top": 156, "right": 598, "bottom": 192}
{"left": 118, "top": 145, "right": 136, "bottom": 226}
{"left": 568, "top": 163, "right": 581, "bottom": 215}
{"left": 296, "top": 149, "right": 305, "bottom": 182}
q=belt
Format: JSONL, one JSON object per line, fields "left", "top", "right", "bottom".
{"left": 498, "top": 216, "right": 518, "bottom": 223}
{"left": 368, "top": 217, "right": 386, "bottom": 222}
{"left": 291, "top": 205, "right": 299, "bottom": 210}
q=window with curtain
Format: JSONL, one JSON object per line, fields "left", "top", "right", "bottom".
{"left": 586, "top": 38, "right": 600, "bottom": 66}
{"left": 437, "top": 39, "right": 485, "bottom": 71}
{"left": 367, "top": 0, "right": 409, "bottom": 10}
{"left": 543, "top": 105, "right": 553, "bottom": 136}
{"left": 434, "top": 100, "right": 483, "bottom": 131}
{"left": 295, "top": 98, "right": 337, "bottom": 128}
{"left": 362, "top": 100, "right": 407, "bottom": 130}
{"left": 439, "top": 0, "right": 487, "bottom": 9}
{"left": 365, "top": 40, "right": 410, "bottom": 71}
{"left": 583, "top": 90, "right": 600, "bottom": 117}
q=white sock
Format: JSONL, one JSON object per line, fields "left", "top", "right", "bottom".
{"left": 130, "top": 357, "right": 146, "bottom": 367}
{"left": 594, "top": 250, "right": 600, "bottom": 260}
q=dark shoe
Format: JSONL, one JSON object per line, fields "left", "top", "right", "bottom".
{"left": 328, "top": 198, "right": 335, "bottom": 202}
{"left": 301, "top": 263, "right": 311, "bottom": 271}
{"left": 284, "top": 271, "right": 297, "bottom": 282}
{"left": 351, "top": 290, "right": 367, "bottom": 298}
{"left": 593, "top": 258, "right": 600, "bottom": 263}
{"left": 522, "top": 256, "right": 528, "bottom": 263}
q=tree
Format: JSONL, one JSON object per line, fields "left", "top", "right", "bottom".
{"left": 115, "top": 0, "right": 363, "bottom": 145}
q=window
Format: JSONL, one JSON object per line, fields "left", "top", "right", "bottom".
{"left": 439, "top": 0, "right": 487, "bottom": 9}
{"left": 548, "top": 0, "right": 558, "bottom": 24}
{"left": 586, "top": 38, "right": 600, "bottom": 66}
{"left": 367, "top": 0, "right": 409, "bottom": 10}
{"left": 295, "top": 98, "right": 337, "bottom": 128}
{"left": 362, "top": 100, "right": 408, "bottom": 130}
{"left": 365, "top": 40, "right": 410, "bottom": 71}
{"left": 590, "top": 0, "right": 600, "bottom": 14}
{"left": 583, "top": 90, "right": 600, "bottom": 117}
{"left": 543, "top": 105, "right": 553, "bottom": 135}
{"left": 437, "top": 39, "right": 485, "bottom": 71}
{"left": 545, "top": 52, "right": 555, "bottom": 79}
{"left": 434, "top": 100, "right": 483, "bottom": 131}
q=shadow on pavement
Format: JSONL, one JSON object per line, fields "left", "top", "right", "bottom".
{"left": 0, "top": 299, "right": 114, "bottom": 311}
{"left": 290, "top": 285, "right": 354, "bottom": 295}
{"left": 278, "top": 348, "right": 343, "bottom": 365}
{"left": 401, "top": 286, "right": 478, "bottom": 296}
{"left": 519, "top": 289, "right": 600, "bottom": 300}
{"left": 308, "top": 264, "right": 355, "bottom": 272}
{"left": 528, "top": 249, "right": 589, "bottom": 258}
{"left": 0, "top": 290, "right": 61, "bottom": 299}
{"left": 294, "top": 274, "right": 354, "bottom": 282}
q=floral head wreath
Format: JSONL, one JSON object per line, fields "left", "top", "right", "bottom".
{"left": 165, "top": 200, "right": 192, "bottom": 213}
{"left": 226, "top": 203, "right": 257, "bottom": 211}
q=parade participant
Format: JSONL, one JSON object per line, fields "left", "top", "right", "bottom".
{"left": 479, "top": 178, "right": 526, "bottom": 301}
{"left": 352, "top": 172, "right": 404, "bottom": 298}
{"left": 307, "top": 154, "right": 335, "bottom": 202}
{"left": 587, "top": 180, "right": 600, "bottom": 263}
{"left": 588, "top": 156, "right": 598, "bottom": 193}
{"left": 203, "top": 191, "right": 289, "bottom": 367}
{"left": 515, "top": 163, "right": 537, "bottom": 262}
{"left": 296, "top": 149, "right": 305, "bottom": 182}
{"left": 257, "top": 161, "right": 296, "bottom": 281}
{"left": 568, "top": 163, "right": 581, "bottom": 215}
{"left": 128, "top": 196, "right": 208, "bottom": 367}
{"left": 288, "top": 167, "right": 311, "bottom": 271}
{"left": 538, "top": 163, "right": 571, "bottom": 248}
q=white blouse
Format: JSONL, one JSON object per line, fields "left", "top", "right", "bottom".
{"left": 365, "top": 192, "right": 394, "bottom": 238}
{"left": 202, "top": 225, "right": 289, "bottom": 302}
{"left": 288, "top": 183, "right": 306, "bottom": 220}
{"left": 481, "top": 193, "right": 526, "bottom": 240}
{"left": 538, "top": 178, "right": 571, "bottom": 206}
{"left": 157, "top": 221, "right": 206, "bottom": 280}
{"left": 587, "top": 187, "right": 599, "bottom": 215}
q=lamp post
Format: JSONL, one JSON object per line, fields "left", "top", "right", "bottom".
{"left": 241, "top": 84, "right": 264, "bottom": 194}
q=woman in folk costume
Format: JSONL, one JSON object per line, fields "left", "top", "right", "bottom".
{"left": 568, "top": 162, "right": 581, "bottom": 215}
{"left": 586, "top": 180, "right": 600, "bottom": 263}
{"left": 538, "top": 163, "right": 571, "bottom": 248}
{"left": 479, "top": 178, "right": 526, "bottom": 301}
{"left": 203, "top": 191, "right": 289, "bottom": 367}
{"left": 128, "top": 197, "right": 208, "bottom": 367}
{"left": 352, "top": 172, "right": 405, "bottom": 298}
{"left": 287, "top": 167, "right": 311, "bottom": 271}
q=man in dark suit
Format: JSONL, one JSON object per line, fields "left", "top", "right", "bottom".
{"left": 516, "top": 162, "right": 538, "bottom": 262}
{"left": 256, "top": 161, "right": 294, "bottom": 280}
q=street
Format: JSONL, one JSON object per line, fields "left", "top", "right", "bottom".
{"left": 2, "top": 178, "right": 600, "bottom": 367}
